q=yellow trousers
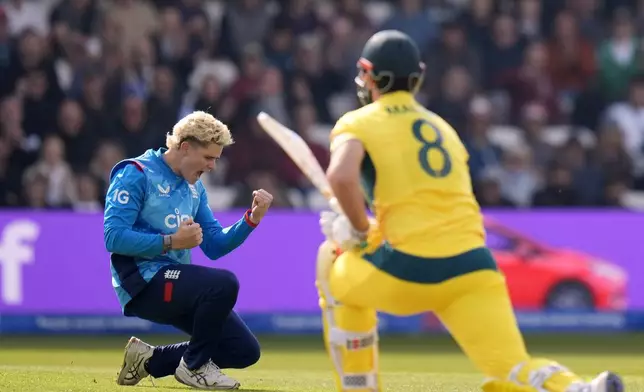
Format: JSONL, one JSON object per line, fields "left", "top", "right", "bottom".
{"left": 318, "top": 243, "right": 583, "bottom": 392}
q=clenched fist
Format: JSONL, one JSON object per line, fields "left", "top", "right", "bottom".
{"left": 171, "top": 217, "right": 203, "bottom": 249}
{"left": 249, "top": 189, "right": 273, "bottom": 224}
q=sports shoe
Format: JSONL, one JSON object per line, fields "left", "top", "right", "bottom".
{"left": 589, "top": 372, "right": 624, "bottom": 392}
{"left": 116, "top": 336, "right": 154, "bottom": 386}
{"left": 567, "top": 371, "right": 624, "bottom": 392}
{"left": 174, "top": 357, "right": 240, "bottom": 390}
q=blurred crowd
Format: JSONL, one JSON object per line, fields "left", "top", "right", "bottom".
{"left": 1, "top": 0, "right": 644, "bottom": 212}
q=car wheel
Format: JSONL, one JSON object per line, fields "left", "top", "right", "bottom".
{"left": 545, "top": 282, "right": 595, "bottom": 310}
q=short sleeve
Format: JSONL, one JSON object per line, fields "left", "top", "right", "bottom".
{"left": 330, "top": 112, "right": 363, "bottom": 153}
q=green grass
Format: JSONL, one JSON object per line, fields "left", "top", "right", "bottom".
{"left": 0, "top": 334, "right": 643, "bottom": 391}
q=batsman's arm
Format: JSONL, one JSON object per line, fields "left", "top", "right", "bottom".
{"left": 328, "top": 126, "right": 370, "bottom": 233}
{"left": 103, "top": 164, "right": 164, "bottom": 257}
{"left": 195, "top": 186, "right": 257, "bottom": 260}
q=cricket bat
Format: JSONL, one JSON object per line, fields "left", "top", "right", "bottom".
{"left": 256, "top": 111, "right": 343, "bottom": 215}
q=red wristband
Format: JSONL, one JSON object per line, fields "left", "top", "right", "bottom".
{"left": 244, "top": 209, "right": 258, "bottom": 228}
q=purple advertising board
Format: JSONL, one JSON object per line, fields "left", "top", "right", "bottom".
{"left": 0, "top": 209, "right": 642, "bottom": 315}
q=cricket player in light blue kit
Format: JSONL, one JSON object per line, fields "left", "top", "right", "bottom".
{"left": 103, "top": 111, "right": 273, "bottom": 390}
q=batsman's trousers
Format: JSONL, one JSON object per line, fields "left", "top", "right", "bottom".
{"left": 324, "top": 245, "right": 530, "bottom": 386}
{"left": 124, "top": 263, "right": 260, "bottom": 376}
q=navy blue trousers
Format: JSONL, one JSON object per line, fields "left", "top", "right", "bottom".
{"left": 124, "top": 264, "right": 260, "bottom": 378}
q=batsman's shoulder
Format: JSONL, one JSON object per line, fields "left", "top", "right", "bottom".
{"left": 335, "top": 106, "right": 372, "bottom": 128}
{"left": 331, "top": 109, "right": 370, "bottom": 148}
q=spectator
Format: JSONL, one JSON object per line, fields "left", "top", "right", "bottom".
{"left": 22, "top": 134, "right": 76, "bottom": 208}
{"left": 290, "top": 35, "right": 344, "bottom": 123}
{"left": 593, "top": 123, "right": 634, "bottom": 188}
{"left": 557, "top": 137, "right": 604, "bottom": 205}
{"left": 219, "top": 0, "right": 272, "bottom": 62}
{"left": 291, "top": 102, "right": 330, "bottom": 174}
{"left": 22, "top": 171, "right": 52, "bottom": 209}
{"left": 105, "top": 0, "right": 158, "bottom": 63}
{"left": 0, "top": 8, "right": 14, "bottom": 98}
{"left": 115, "top": 96, "right": 154, "bottom": 157}
{"left": 146, "top": 65, "right": 182, "bottom": 138}
{"left": 325, "top": 15, "right": 364, "bottom": 80}
{"left": 0, "top": 135, "right": 22, "bottom": 206}
{"left": 176, "top": 0, "right": 208, "bottom": 23}
{"left": 463, "top": 96, "right": 503, "bottom": 183}
{"left": 380, "top": 0, "right": 438, "bottom": 55}
{"left": 548, "top": 9, "right": 596, "bottom": 99}
{"left": 531, "top": 162, "right": 581, "bottom": 207}
{"left": 596, "top": 9, "right": 644, "bottom": 102}
{"left": 499, "top": 40, "right": 560, "bottom": 123}
{"left": 423, "top": 19, "right": 481, "bottom": 100}
{"left": 520, "top": 102, "right": 554, "bottom": 168}
{"left": 337, "top": 0, "right": 373, "bottom": 40}
{"left": 1, "top": 95, "right": 39, "bottom": 172}
{"left": 193, "top": 74, "right": 225, "bottom": 119}
{"left": 153, "top": 6, "right": 193, "bottom": 82}
{"left": 496, "top": 146, "right": 541, "bottom": 207}
{"left": 430, "top": 65, "right": 475, "bottom": 134}
{"left": 78, "top": 70, "right": 110, "bottom": 138}
{"left": 20, "top": 70, "right": 60, "bottom": 138}
{"left": 600, "top": 177, "right": 630, "bottom": 207}
{"left": 72, "top": 171, "right": 102, "bottom": 212}
{"left": 458, "top": 0, "right": 496, "bottom": 50}
{"left": 57, "top": 98, "right": 97, "bottom": 171}
{"left": 264, "top": 20, "right": 295, "bottom": 73}
{"left": 603, "top": 74, "right": 644, "bottom": 177}
{"left": 256, "top": 66, "right": 289, "bottom": 127}
{"left": 5, "top": 0, "right": 49, "bottom": 37}
{"left": 475, "top": 171, "right": 517, "bottom": 208}
{"left": 50, "top": 0, "right": 101, "bottom": 40}
{"left": 515, "top": 0, "right": 543, "bottom": 41}
{"left": 483, "top": 13, "right": 526, "bottom": 90}
{"left": 566, "top": 0, "right": 604, "bottom": 44}
{"left": 273, "top": 0, "right": 321, "bottom": 37}
{"left": 90, "top": 141, "right": 126, "bottom": 196}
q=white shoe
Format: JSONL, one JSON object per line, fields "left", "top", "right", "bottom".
{"left": 568, "top": 371, "right": 624, "bottom": 392}
{"left": 116, "top": 336, "right": 154, "bottom": 386}
{"left": 174, "top": 357, "right": 240, "bottom": 390}
{"left": 589, "top": 372, "right": 624, "bottom": 392}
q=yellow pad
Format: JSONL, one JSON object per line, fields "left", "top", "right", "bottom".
{"left": 316, "top": 242, "right": 380, "bottom": 392}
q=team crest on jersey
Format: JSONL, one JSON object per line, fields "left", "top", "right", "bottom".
{"left": 189, "top": 185, "right": 199, "bottom": 199}
{"left": 157, "top": 183, "right": 171, "bottom": 197}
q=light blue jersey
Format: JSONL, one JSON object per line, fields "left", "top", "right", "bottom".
{"left": 104, "top": 148, "right": 257, "bottom": 313}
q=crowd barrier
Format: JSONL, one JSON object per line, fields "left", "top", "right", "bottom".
{"left": 1, "top": 209, "right": 642, "bottom": 334}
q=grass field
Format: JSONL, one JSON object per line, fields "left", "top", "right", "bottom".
{"left": 0, "top": 334, "right": 643, "bottom": 391}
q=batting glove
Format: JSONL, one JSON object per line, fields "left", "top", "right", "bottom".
{"left": 319, "top": 210, "right": 368, "bottom": 252}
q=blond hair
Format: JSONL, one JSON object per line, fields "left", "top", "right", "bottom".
{"left": 166, "top": 111, "right": 234, "bottom": 149}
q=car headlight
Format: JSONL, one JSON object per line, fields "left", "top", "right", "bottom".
{"left": 591, "top": 261, "right": 627, "bottom": 282}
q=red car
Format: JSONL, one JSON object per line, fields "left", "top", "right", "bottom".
{"left": 484, "top": 218, "right": 627, "bottom": 311}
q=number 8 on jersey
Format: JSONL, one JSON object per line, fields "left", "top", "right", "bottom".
{"left": 412, "top": 118, "right": 452, "bottom": 178}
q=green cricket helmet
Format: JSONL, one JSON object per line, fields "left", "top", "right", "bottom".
{"left": 355, "top": 29, "right": 426, "bottom": 106}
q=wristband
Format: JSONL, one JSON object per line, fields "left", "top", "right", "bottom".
{"left": 162, "top": 235, "right": 173, "bottom": 253}
{"left": 244, "top": 209, "right": 259, "bottom": 228}
{"left": 352, "top": 227, "right": 369, "bottom": 241}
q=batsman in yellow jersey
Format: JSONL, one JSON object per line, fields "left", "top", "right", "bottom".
{"left": 315, "top": 30, "right": 624, "bottom": 392}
